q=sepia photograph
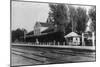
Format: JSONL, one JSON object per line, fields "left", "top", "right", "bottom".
{"left": 11, "top": 0, "right": 96, "bottom": 67}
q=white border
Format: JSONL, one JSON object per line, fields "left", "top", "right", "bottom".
{"left": 0, "top": 0, "right": 99, "bottom": 67}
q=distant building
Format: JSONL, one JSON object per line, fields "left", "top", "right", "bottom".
{"left": 34, "top": 21, "right": 56, "bottom": 36}
{"left": 26, "top": 21, "right": 56, "bottom": 36}
{"left": 34, "top": 22, "right": 41, "bottom": 36}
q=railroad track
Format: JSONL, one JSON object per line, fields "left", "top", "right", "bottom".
{"left": 15, "top": 46, "right": 95, "bottom": 58}
{"left": 12, "top": 52, "right": 45, "bottom": 63}
{"left": 11, "top": 46, "right": 95, "bottom": 66}
{"left": 12, "top": 49, "right": 69, "bottom": 64}
{"left": 12, "top": 46, "right": 95, "bottom": 61}
{"left": 12, "top": 49, "right": 58, "bottom": 60}
{"left": 49, "top": 50, "right": 95, "bottom": 58}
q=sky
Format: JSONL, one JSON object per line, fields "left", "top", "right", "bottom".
{"left": 11, "top": 1, "right": 93, "bottom": 32}
{"left": 12, "top": 1, "right": 50, "bottom": 32}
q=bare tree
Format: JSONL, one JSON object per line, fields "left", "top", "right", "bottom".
{"left": 88, "top": 6, "right": 96, "bottom": 32}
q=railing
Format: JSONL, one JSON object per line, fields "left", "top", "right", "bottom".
{"left": 12, "top": 42, "right": 95, "bottom": 51}
{"left": 13, "top": 40, "right": 94, "bottom": 47}
{"left": 28, "top": 42, "right": 66, "bottom": 46}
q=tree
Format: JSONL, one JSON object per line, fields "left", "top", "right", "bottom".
{"left": 76, "top": 7, "right": 88, "bottom": 34}
{"left": 68, "top": 5, "right": 78, "bottom": 32}
{"left": 66, "top": 6, "right": 88, "bottom": 34}
{"left": 88, "top": 6, "right": 96, "bottom": 32}
{"left": 11, "top": 28, "right": 27, "bottom": 42}
{"left": 47, "top": 4, "right": 88, "bottom": 35}
{"left": 47, "top": 4, "right": 69, "bottom": 35}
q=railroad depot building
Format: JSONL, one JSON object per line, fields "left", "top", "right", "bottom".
{"left": 25, "top": 21, "right": 65, "bottom": 43}
{"left": 23, "top": 21, "right": 95, "bottom": 46}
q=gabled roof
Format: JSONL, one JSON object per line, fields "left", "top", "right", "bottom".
{"left": 26, "top": 31, "right": 34, "bottom": 35}
{"left": 40, "top": 22, "right": 53, "bottom": 27}
{"left": 40, "top": 27, "right": 48, "bottom": 32}
{"left": 26, "top": 22, "right": 56, "bottom": 36}
{"left": 64, "top": 32, "right": 80, "bottom": 38}
{"left": 39, "top": 22, "right": 55, "bottom": 33}
{"left": 41, "top": 26, "right": 55, "bottom": 33}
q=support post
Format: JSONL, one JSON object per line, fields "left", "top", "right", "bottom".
{"left": 82, "top": 33, "right": 85, "bottom": 46}
{"left": 36, "top": 38, "right": 39, "bottom": 44}
{"left": 53, "top": 40, "right": 55, "bottom": 45}
{"left": 58, "top": 42, "right": 60, "bottom": 46}
{"left": 92, "top": 32, "right": 95, "bottom": 46}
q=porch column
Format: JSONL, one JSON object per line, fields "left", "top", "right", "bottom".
{"left": 92, "top": 32, "right": 95, "bottom": 46}
{"left": 82, "top": 33, "right": 85, "bottom": 46}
